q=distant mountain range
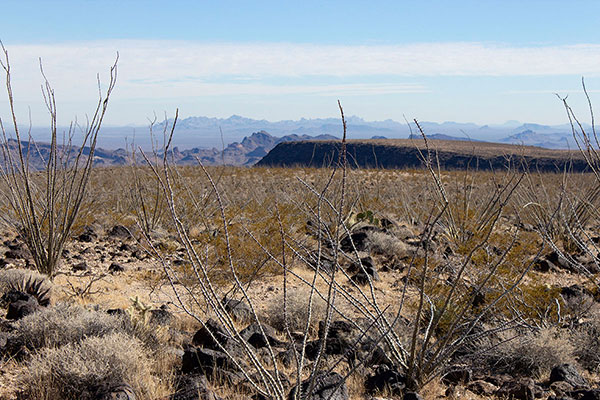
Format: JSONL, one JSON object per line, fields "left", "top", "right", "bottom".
{"left": 167, "top": 130, "right": 338, "bottom": 166}
{"left": 148, "top": 115, "right": 588, "bottom": 151}
{"left": 5, "top": 115, "right": 592, "bottom": 161}
{"left": 0, "top": 131, "right": 340, "bottom": 168}
{"left": 408, "top": 133, "right": 484, "bottom": 142}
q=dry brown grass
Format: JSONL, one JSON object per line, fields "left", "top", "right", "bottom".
{"left": 481, "top": 327, "right": 575, "bottom": 379}
{"left": 264, "top": 287, "right": 328, "bottom": 335}
{"left": 2, "top": 164, "right": 599, "bottom": 399}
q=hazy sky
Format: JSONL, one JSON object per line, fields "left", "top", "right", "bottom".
{"left": 1, "top": 0, "right": 600, "bottom": 126}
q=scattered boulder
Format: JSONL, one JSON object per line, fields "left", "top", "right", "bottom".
{"left": 560, "top": 284, "right": 589, "bottom": 299}
{"left": 545, "top": 251, "right": 575, "bottom": 272}
{"left": 303, "top": 340, "right": 322, "bottom": 361}
{"left": 3, "top": 241, "right": 30, "bottom": 260}
{"left": 77, "top": 226, "right": 98, "bottom": 243}
{"left": 277, "top": 347, "right": 300, "bottom": 368}
{"left": 364, "top": 366, "right": 406, "bottom": 396}
{"left": 287, "top": 371, "right": 348, "bottom": 400}
{"left": 533, "top": 258, "right": 558, "bottom": 272}
{"left": 222, "top": 298, "right": 253, "bottom": 323}
{"left": 149, "top": 306, "right": 173, "bottom": 326}
{"left": 118, "top": 243, "right": 134, "bottom": 252}
{"left": 108, "top": 263, "right": 125, "bottom": 273}
{"left": 574, "top": 389, "right": 600, "bottom": 400}
{"left": 3, "top": 290, "right": 40, "bottom": 320}
{"left": 192, "top": 319, "right": 233, "bottom": 350}
{"left": 442, "top": 368, "right": 472, "bottom": 386}
{"left": 317, "top": 320, "right": 355, "bottom": 355}
{"left": 316, "top": 319, "right": 390, "bottom": 367}
{"left": 240, "top": 323, "right": 285, "bottom": 349}
{"left": 72, "top": 261, "right": 89, "bottom": 272}
{"left": 170, "top": 374, "right": 223, "bottom": 400}
{"left": 4, "top": 248, "right": 29, "bottom": 260}
{"left": 108, "top": 225, "right": 132, "bottom": 240}
{"left": 181, "top": 346, "right": 241, "bottom": 375}
{"left": 350, "top": 257, "right": 379, "bottom": 284}
{"left": 306, "top": 252, "right": 336, "bottom": 274}
{"left": 549, "top": 364, "right": 589, "bottom": 389}
{"left": 340, "top": 230, "right": 371, "bottom": 253}
{"left": 496, "top": 377, "right": 537, "bottom": 400}
{"left": 106, "top": 308, "right": 128, "bottom": 318}
{"left": 403, "top": 393, "right": 424, "bottom": 400}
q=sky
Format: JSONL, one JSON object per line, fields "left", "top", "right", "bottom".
{"left": 1, "top": 0, "right": 600, "bottom": 127}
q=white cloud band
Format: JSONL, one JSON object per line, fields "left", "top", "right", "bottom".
{"left": 1, "top": 40, "right": 599, "bottom": 123}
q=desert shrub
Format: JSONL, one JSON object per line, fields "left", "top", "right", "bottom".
{"left": 484, "top": 327, "right": 574, "bottom": 378}
{"left": 9, "top": 303, "right": 123, "bottom": 351}
{"left": 369, "top": 230, "right": 409, "bottom": 257}
{"left": 497, "top": 283, "right": 564, "bottom": 326}
{"left": 9, "top": 302, "right": 165, "bottom": 352}
{"left": 0, "top": 268, "right": 52, "bottom": 306}
{"left": 19, "top": 332, "right": 158, "bottom": 400}
{"left": 265, "top": 289, "right": 327, "bottom": 335}
{"left": 573, "top": 319, "right": 600, "bottom": 372}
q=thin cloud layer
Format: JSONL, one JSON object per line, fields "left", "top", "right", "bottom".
{"left": 1, "top": 40, "right": 598, "bottom": 125}
{"left": 4, "top": 40, "right": 600, "bottom": 95}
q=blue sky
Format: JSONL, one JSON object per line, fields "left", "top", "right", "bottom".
{"left": 1, "top": 0, "right": 600, "bottom": 127}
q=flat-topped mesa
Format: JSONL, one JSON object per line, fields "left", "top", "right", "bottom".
{"left": 255, "top": 139, "right": 589, "bottom": 172}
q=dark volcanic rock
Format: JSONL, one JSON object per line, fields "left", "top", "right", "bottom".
{"left": 3, "top": 290, "right": 40, "bottom": 320}
{"left": 496, "top": 378, "right": 537, "bottom": 400}
{"left": 181, "top": 346, "right": 239, "bottom": 375}
{"left": 287, "top": 371, "right": 348, "bottom": 400}
{"left": 575, "top": 389, "right": 600, "bottom": 400}
{"left": 149, "top": 306, "right": 173, "bottom": 326}
{"left": 77, "top": 226, "right": 98, "bottom": 243}
{"left": 171, "top": 374, "right": 223, "bottom": 400}
{"left": 364, "top": 366, "right": 406, "bottom": 395}
{"left": 560, "top": 284, "right": 589, "bottom": 299}
{"left": 442, "top": 368, "right": 472, "bottom": 385}
{"left": 108, "top": 225, "right": 132, "bottom": 239}
{"left": 316, "top": 319, "right": 390, "bottom": 367}
{"left": 72, "top": 261, "right": 89, "bottom": 272}
{"left": 340, "top": 231, "right": 370, "bottom": 253}
{"left": 240, "top": 323, "right": 285, "bottom": 349}
{"left": 108, "top": 262, "right": 125, "bottom": 273}
{"left": 222, "top": 298, "right": 253, "bottom": 323}
{"left": 549, "top": 364, "right": 589, "bottom": 388}
{"left": 192, "top": 319, "right": 233, "bottom": 350}
{"left": 349, "top": 256, "right": 379, "bottom": 284}
{"left": 403, "top": 393, "right": 424, "bottom": 400}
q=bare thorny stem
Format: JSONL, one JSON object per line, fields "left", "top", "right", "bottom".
{"left": 0, "top": 43, "right": 117, "bottom": 278}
